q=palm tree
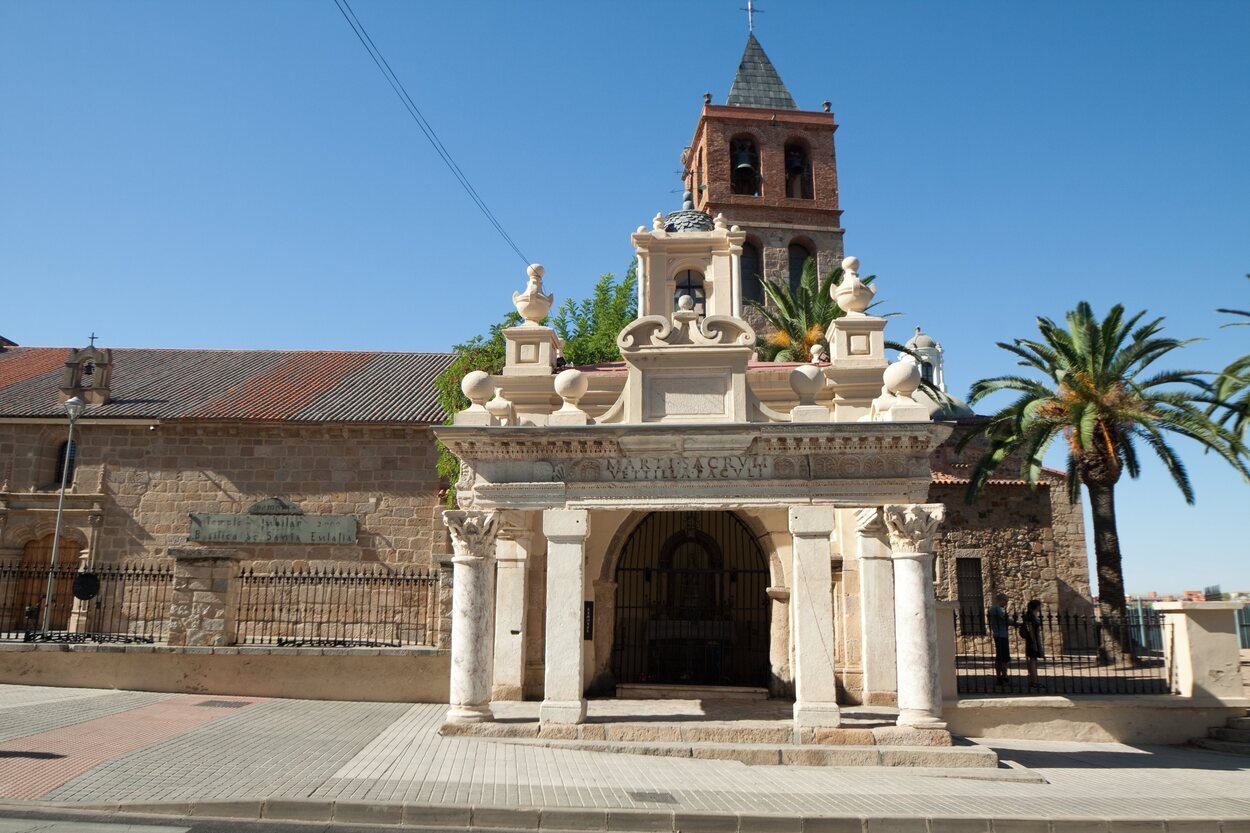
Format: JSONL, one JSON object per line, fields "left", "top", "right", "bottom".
{"left": 748, "top": 259, "right": 869, "bottom": 362}
{"left": 1212, "top": 276, "right": 1250, "bottom": 440}
{"left": 962, "top": 302, "right": 1248, "bottom": 625}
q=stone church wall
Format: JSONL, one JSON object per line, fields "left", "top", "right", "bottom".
{"left": 0, "top": 421, "right": 447, "bottom": 568}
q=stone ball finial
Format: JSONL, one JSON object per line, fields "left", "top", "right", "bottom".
{"left": 883, "top": 357, "right": 922, "bottom": 399}
{"left": 653, "top": 212, "right": 665, "bottom": 231}
{"left": 714, "top": 213, "right": 728, "bottom": 230}
{"left": 527, "top": 263, "right": 544, "bottom": 280}
{"left": 704, "top": 92, "right": 712, "bottom": 104}
{"left": 842, "top": 256, "right": 860, "bottom": 274}
{"left": 461, "top": 370, "right": 495, "bottom": 407}
{"left": 677, "top": 294, "right": 695, "bottom": 311}
{"left": 789, "top": 364, "right": 824, "bottom": 406}
{"left": 822, "top": 100, "right": 832, "bottom": 113}
{"left": 554, "top": 367, "right": 589, "bottom": 406}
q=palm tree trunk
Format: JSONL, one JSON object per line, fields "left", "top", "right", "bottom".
{"left": 1086, "top": 482, "right": 1131, "bottom": 661}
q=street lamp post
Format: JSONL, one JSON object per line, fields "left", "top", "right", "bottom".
{"left": 41, "top": 395, "right": 86, "bottom": 636}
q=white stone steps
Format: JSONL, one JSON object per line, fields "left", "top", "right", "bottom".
{"left": 493, "top": 736, "right": 1003, "bottom": 769}
{"left": 1191, "top": 737, "right": 1250, "bottom": 756}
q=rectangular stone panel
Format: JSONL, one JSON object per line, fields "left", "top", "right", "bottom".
{"left": 189, "top": 513, "right": 357, "bottom": 545}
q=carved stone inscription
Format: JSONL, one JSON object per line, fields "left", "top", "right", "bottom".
{"left": 602, "top": 455, "right": 770, "bottom": 481}
{"left": 189, "top": 513, "right": 357, "bottom": 545}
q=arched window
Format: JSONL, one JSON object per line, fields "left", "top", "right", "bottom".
{"left": 788, "top": 243, "right": 812, "bottom": 293}
{"left": 54, "top": 440, "right": 76, "bottom": 487}
{"left": 740, "top": 241, "right": 763, "bottom": 306}
{"left": 921, "top": 361, "right": 935, "bottom": 385}
{"left": 729, "top": 137, "right": 760, "bottom": 196}
{"left": 784, "top": 141, "right": 813, "bottom": 199}
{"left": 673, "top": 269, "right": 705, "bottom": 316}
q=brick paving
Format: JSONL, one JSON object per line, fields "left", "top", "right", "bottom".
{"left": 0, "top": 684, "right": 1247, "bottom": 824}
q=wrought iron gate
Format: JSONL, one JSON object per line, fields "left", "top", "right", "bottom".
{"left": 612, "top": 511, "right": 770, "bottom": 687}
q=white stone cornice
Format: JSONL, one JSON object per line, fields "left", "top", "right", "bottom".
{"left": 882, "top": 504, "right": 945, "bottom": 554}
{"left": 443, "top": 510, "right": 500, "bottom": 561}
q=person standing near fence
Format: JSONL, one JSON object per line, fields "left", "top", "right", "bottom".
{"left": 988, "top": 593, "right": 1012, "bottom": 685}
{"left": 1021, "top": 598, "right": 1044, "bottom": 689}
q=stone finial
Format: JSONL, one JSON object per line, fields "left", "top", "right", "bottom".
{"left": 677, "top": 294, "right": 695, "bottom": 312}
{"left": 461, "top": 371, "right": 495, "bottom": 409}
{"left": 551, "top": 368, "right": 591, "bottom": 426}
{"left": 883, "top": 356, "right": 922, "bottom": 399}
{"left": 653, "top": 212, "right": 665, "bottom": 231}
{"left": 485, "top": 390, "right": 515, "bottom": 426}
{"left": 882, "top": 504, "right": 945, "bottom": 554}
{"left": 822, "top": 100, "right": 832, "bottom": 113}
{"left": 704, "top": 92, "right": 712, "bottom": 104}
{"left": 714, "top": 213, "right": 728, "bottom": 231}
{"left": 789, "top": 364, "right": 823, "bottom": 406}
{"left": 513, "top": 263, "right": 553, "bottom": 326}
{"left": 809, "top": 343, "right": 828, "bottom": 363}
{"left": 833, "top": 255, "right": 875, "bottom": 316}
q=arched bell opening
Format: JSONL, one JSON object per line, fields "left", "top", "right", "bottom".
{"left": 611, "top": 510, "right": 770, "bottom": 688}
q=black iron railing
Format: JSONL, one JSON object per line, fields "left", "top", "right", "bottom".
{"left": 0, "top": 563, "right": 173, "bottom": 643}
{"left": 236, "top": 565, "right": 442, "bottom": 648}
{"left": 953, "top": 610, "right": 1174, "bottom": 696}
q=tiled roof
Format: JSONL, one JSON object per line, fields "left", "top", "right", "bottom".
{"left": 726, "top": 34, "right": 798, "bottom": 111}
{"left": 0, "top": 347, "right": 454, "bottom": 424}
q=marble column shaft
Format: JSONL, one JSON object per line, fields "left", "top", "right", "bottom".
{"left": 855, "top": 507, "right": 897, "bottom": 703}
{"left": 541, "top": 508, "right": 589, "bottom": 724}
{"left": 443, "top": 510, "right": 501, "bottom": 724}
{"left": 788, "top": 505, "right": 841, "bottom": 728}
{"left": 884, "top": 503, "right": 946, "bottom": 728}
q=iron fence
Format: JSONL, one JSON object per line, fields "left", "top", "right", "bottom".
{"left": 0, "top": 563, "right": 173, "bottom": 643}
{"left": 953, "top": 610, "right": 1174, "bottom": 696}
{"left": 237, "top": 565, "right": 442, "bottom": 648}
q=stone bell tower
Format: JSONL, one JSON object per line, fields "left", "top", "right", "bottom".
{"left": 681, "top": 33, "right": 844, "bottom": 309}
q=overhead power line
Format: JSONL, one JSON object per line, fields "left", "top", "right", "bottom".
{"left": 331, "top": 0, "right": 530, "bottom": 265}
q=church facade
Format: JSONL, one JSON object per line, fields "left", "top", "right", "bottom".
{"left": 0, "top": 35, "right": 1091, "bottom": 709}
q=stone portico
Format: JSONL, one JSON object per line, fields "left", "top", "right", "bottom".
{"left": 437, "top": 205, "right": 954, "bottom": 735}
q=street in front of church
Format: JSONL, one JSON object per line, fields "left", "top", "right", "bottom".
{"left": 2, "top": 684, "right": 1249, "bottom": 831}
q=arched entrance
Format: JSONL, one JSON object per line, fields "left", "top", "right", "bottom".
{"left": 10, "top": 533, "right": 79, "bottom": 631}
{"left": 612, "top": 511, "right": 770, "bottom": 687}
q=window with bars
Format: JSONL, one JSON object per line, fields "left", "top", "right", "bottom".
{"left": 956, "top": 557, "right": 986, "bottom": 635}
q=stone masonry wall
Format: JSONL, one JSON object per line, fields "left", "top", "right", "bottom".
{"left": 0, "top": 421, "right": 446, "bottom": 569}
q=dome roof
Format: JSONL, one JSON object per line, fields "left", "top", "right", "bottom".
{"left": 914, "top": 387, "right": 974, "bottom": 420}
{"left": 906, "top": 327, "right": 937, "bottom": 349}
{"left": 664, "top": 189, "right": 714, "bottom": 233}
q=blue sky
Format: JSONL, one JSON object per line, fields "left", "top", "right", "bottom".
{"left": 2, "top": 1, "right": 1247, "bottom": 593}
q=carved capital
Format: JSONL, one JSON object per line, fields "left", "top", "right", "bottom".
{"left": 854, "top": 506, "right": 886, "bottom": 538}
{"left": 882, "top": 503, "right": 945, "bottom": 554}
{"left": 443, "top": 510, "right": 500, "bottom": 561}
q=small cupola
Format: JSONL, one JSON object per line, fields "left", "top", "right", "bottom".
{"left": 59, "top": 338, "right": 113, "bottom": 405}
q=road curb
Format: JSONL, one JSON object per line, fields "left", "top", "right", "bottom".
{"left": 3, "top": 799, "right": 1246, "bottom": 833}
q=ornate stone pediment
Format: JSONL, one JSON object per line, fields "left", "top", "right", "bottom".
{"left": 617, "top": 312, "right": 756, "bottom": 352}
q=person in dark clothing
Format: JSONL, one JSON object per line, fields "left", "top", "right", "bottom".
{"left": 988, "top": 593, "right": 1012, "bottom": 685}
{"left": 1022, "top": 598, "right": 1045, "bottom": 689}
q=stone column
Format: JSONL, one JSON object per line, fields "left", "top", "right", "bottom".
{"left": 492, "top": 512, "right": 533, "bottom": 701}
{"left": 442, "top": 510, "right": 501, "bottom": 724}
{"left": 167, "top": 547, "right": 243, "bottom": 647}
{"left": 855, "top": 507, "right": 897, "bottom": 705}
{"left": 788, "top": 505, "right": 840, "bottom": 728}
{"left": 541, "top": 508, "right": 589, "bottom": 724}
{"left": 884, "top": 503, "right": 946, "bottom": 728}
{"left": 766, "top": 586, "right": 792, "bottom": 697}
{"left": 590, "top": 579, "right": 617, "bottom": 693}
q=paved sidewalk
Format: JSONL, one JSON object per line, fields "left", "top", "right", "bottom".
{"left": 1, "top": 684, "right": 1249, "bottom": 830}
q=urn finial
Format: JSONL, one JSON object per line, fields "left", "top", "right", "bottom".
{"left": 512, "top": 263, "right": 553, "bottom": 326}
{"left": 832, "top": 255, "right": 876, "bottom": 316}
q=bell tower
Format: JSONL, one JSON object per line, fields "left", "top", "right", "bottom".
{"left": 682, "top": 33, "right": 844, "bottom": 313}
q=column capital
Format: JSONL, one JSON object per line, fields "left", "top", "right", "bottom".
{"left": 882, "top": 503, "right": 944, "bottom": 554}
{"left": 788, "top": 504, "right": 836, "bottom": 538}
{"left": 543, "top": 508, "right": 588, "bottom": 542}
{"left": 443, "top": 510, "right": 501, "bottom": 561}
{"left": 854, "top": 506, "right": 887, "bottom": 538}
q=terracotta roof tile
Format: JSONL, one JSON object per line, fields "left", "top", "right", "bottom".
{"left": 0, "top": 347, "right": 453, "bottom": 424}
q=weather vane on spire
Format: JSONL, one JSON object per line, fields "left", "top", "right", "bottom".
{"left": 741, "top": 0, "right": 762, "bottom": 33}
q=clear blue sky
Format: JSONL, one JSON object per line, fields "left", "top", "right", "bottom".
{"left": 2, "top": 1, "right": 1247, "bottom": 594}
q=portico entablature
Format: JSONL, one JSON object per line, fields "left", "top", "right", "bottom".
{"left": 435, "top": 421, "right": 951, "bottom": 511}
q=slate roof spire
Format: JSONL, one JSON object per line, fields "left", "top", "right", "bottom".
{"left": 726, "top": 33, "right": 797, "bottom": 111}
